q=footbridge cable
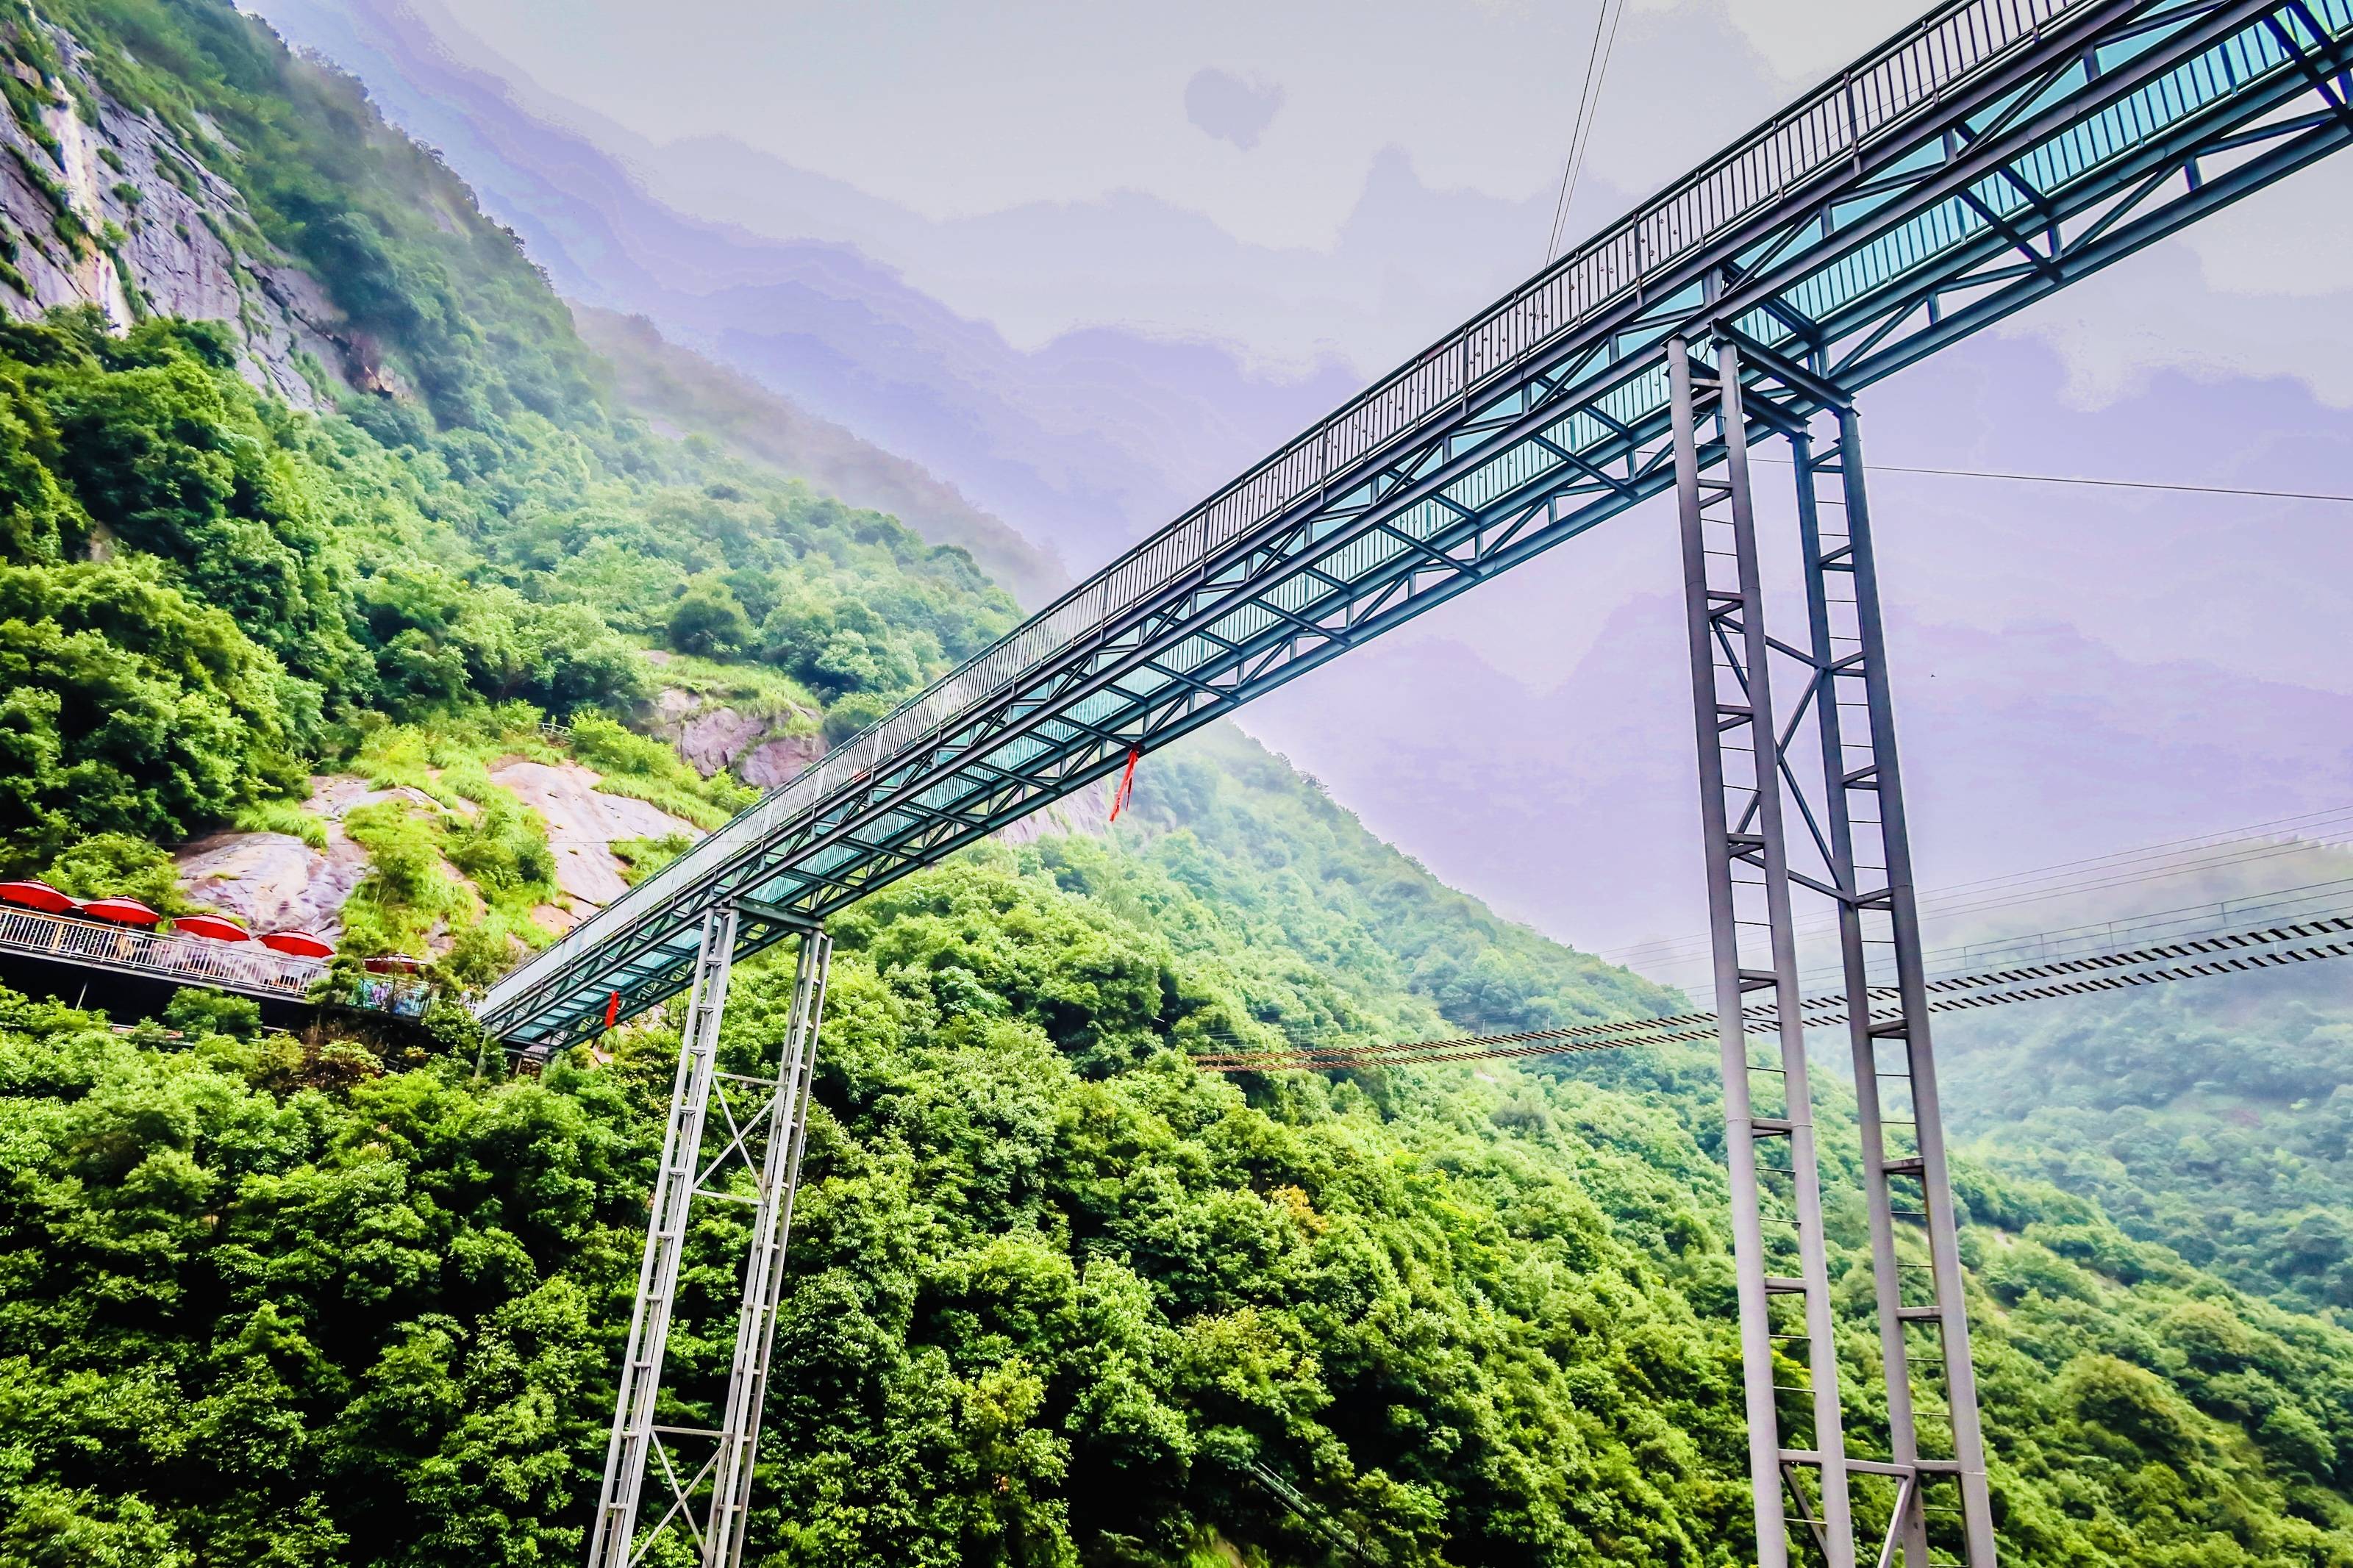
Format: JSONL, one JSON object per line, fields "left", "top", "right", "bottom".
{"left": 1193, "top": 916, "right": 2353, "bottom": 1073}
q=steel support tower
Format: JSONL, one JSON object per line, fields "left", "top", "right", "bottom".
{"left": 1669, "top": 323, "right": 1993, "bottom": 1567}
{"left": 586, "top": 912, "right": 832, "bottom": 1568}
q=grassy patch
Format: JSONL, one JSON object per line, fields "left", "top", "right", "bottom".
{"left": 643, "top": 648, "right": 822, "bottom": 726}
{"left": 332, "top": 711, "right": 569, "bottom": 984}
{"left": 229, "top": 798, "right": 329, "bottom": 850}
{"left": 347, "top": 708, "right": 566, "bottom": 807}
{"left": 613, "top": 831, "right": 693, "bottom": 888}
{"left": 568, "top": 713, "right": 753, "bottom": 829}
{"left": 338, "top": 800, "right": 467, "bottom": 958}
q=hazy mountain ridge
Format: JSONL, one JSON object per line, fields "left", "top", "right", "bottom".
{"left": 573, "top": 305, "right": 1067, "bottom": 606}
{"left": 1248, "top": 594, "right": 2353, "bottom": 951}
{"left": 250, "top": 0, "right": 1364, "bottom": 571}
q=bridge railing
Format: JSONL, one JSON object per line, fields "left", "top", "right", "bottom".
{"left": 493, "top": 0, "right": 2086, "bottom": 1010}
{"left": 0, "top": 905, "right": 326, "bottom": 999}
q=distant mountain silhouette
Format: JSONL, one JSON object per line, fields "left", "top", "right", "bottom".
{"left": 574, "top": 308, "right": 1066, "bottom": 606}
{"left": 1245, "top": 596, "right": 2353, "bottom": 956}
{"left": 254, "top": 0, "right": 2353, "bottom": 976}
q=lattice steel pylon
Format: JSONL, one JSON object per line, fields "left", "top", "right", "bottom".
{"left": 1792, "top": 405, "right": 1995, "bottom": 1567}
{"left": 586, "top": 910, "right": 832, "bottom": 1568}
{"left": 1668, "top": 319, "right": 1993, "bottom": 1567}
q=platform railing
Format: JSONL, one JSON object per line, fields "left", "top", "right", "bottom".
{"left": 0, "top": 905, "right": 326, "bottom": 999}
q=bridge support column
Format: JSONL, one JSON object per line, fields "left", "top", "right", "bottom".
{"left": 1668, "top": 335, "right": 1854, "bottom": 1568}
{"left": 1792, "top": 414, "right": 1996, "bottom": 1567}
{"left": 586, "top": 911, "right": 832, "bottom": 1568}
{"left": 1671, "top": 321, "right": 1996, "bottom": 1567}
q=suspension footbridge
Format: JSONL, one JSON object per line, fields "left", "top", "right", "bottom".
{"left": 469, "top": 4, "right": 2353, "bottom": 1564}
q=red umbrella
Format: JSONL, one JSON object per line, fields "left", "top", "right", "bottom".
{"left": 0, "top": 880, "right": 78, "bottom": 914}
{"left": 80, "top": 897, "right": 163, "bottom": 927}
{"left": 260, "top": 930, "right": 335, "bottom": 959}
{"left": 174, "top": 913, "right": 252, "bottom": 943}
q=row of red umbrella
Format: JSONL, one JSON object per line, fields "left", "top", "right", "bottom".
{"left": 0, "top": 879, "right": 336, "bottom": 958}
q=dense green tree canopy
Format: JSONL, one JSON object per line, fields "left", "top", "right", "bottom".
{"left": 0, "top": 7, "right": 2338, "bottom": 1565}
{"left": 0, "top": 303, "right": 1013, "bottom": 876}
{"left": 1948, "top": 968, "right": 2353, "bottom": 1325}
{"left": 3, "top": 853, "right": 2351, "bottom": 1565}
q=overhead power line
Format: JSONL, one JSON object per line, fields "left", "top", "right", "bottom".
{"left": 1867, "top": 460, "right": 2353, "bottom": 505}
{"left": 1543, "top": 0, "right": 1629, "bottom": 264}
{"left": 1751, "top": 454, "right": 2353, "bottom": 506}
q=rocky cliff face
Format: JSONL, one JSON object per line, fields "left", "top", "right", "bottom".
{"left": 646, "top": 687, "right": 826, "bottom": 790}
{"left": 0, "top": 25, "right": 359, "bottom": 404}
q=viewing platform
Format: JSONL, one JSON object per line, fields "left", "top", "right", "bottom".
{"left": 0, "top": 903, "right": 325, "bottom": 1007}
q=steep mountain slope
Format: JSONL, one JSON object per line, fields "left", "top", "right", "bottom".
{"left": 573, "top": 304, "right": 1065, "bottom": 607}
{"left": 246, "top": 0, "right": 1361, "bottom": 572}
{"left": 1951, "top": 956, "right": 2353, "bottom": 1324}
{"left": 1246, "top": 595, "right": 2353, "bottom": 950}
{"left": 0, "top": 4, "right": 2346, "bottom": 1566}
{"left": 13, "top": 853, "right": 2353, "bottom": 1566}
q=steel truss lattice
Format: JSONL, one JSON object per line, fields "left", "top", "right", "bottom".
{"left": 587, "top": 914, "right": 832, "bottom": 1568}
{"left": 471, "top": 1, "right": 2353, "bottom": 1561}
{"left": 1670, "top": 325, "right": 1993, "bottom": 1567}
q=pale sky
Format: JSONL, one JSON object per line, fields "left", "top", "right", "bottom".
{"left": 364, "top": 0, "right": 2353, "bottom": 396}
{"left": 428, "top": 0, "right": 1840, "bottom": 248}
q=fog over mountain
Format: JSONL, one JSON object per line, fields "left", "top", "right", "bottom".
{"left": 253, "top": 0, "right": 1381, "bottom": 570}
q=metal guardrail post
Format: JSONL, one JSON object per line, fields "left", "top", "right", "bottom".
{"left": 0, "top": 906, "right": 326, "bottom": 1001}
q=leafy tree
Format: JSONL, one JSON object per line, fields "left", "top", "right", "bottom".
{"left": 5, "top": 846, "right": 2350, "bottom": 1565}
{"left": 36, "top": 316, "right": 368, "bottom": 698}
{"left": 0, "top": 556, "right": 303, "bottom": 864}
{"left": 666, "top": 573, "right": 754, "bottom": 659}
{"left": 0, "top": 376, "right": 81, "bottom": 563}
{"left": 41, "top": 830, "right": 196, "bottom": 913}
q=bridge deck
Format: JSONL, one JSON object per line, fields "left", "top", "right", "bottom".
{"left": 482, "top": 0, "right": 2353, "bottom": 1048}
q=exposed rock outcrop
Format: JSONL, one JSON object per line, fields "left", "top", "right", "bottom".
{"left": 174, "top": 765, "right": 713, "bottom": 944}
{"left": 640, "top": 684, "right": 1115, "bottom": 842}
{"left": 170, "top": 775, "right": 425, "bottom": 937}
{"left": 646, "top": 687, "right": 824, "bottom": 790}
{"left": 489, "top": 759, "right": 702, "bottom": 917}
{"left": 175, "top": 828, "right": 366, "bottom": 937}
{"left": 0, "top": 28, "right": 357, "bottom": 405}
{"left": 993, "top": 776, "right": 1119, "bottom": 846}
{"left": 739, "top": 732, "right": 824, "bottom": 788}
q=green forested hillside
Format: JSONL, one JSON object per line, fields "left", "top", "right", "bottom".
{"left": 1949, "top": 959, "right": 2353, "bottom": 1326}
{"left": 0, "top": 2, "right": 2346, "bottom": 1565}
{"left": 8, "top": 856, "right": 2353, "bottom": 1566}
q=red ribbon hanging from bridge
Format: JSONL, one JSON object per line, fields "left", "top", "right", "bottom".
{"left": 1107, "top": 748, "right": 1140, "bottom": 823}
{"left": 603, "top": 990, "right": 621, "bottom": 1031}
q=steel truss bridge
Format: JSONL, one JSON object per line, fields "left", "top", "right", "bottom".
{"left": 479, "top": 4, "right": 2353, "bottom": 1564}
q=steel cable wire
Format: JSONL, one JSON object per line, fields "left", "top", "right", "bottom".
{"left": 1194, "top": 915, "right": 2353, "bottom": 1072}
